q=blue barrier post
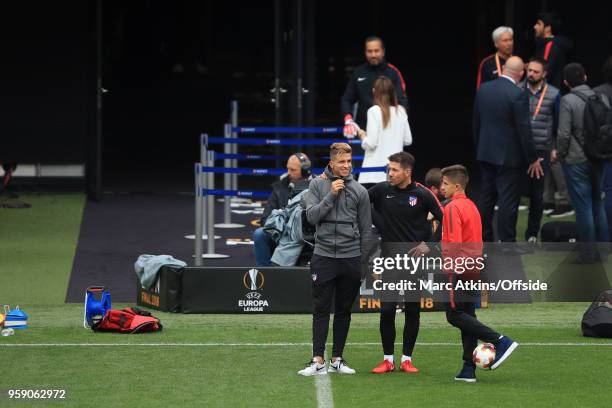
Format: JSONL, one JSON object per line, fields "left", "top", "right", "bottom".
{"left": 230, "top": 126, "right": 342, "bottom": 134}
{"left": 200, "top": 165, "right": 386, "bottom": 175}
{"left": 231, "top": 101, "right": 239, "bottom": 191}
{"left": 200, "top": 133, "right": 207, "bottom": 167}
{"left": 186, "top": 134, "right": 219, "bottom": 241}
{"left": 223, "top": 123, "right": 232, "bottom": 194}
{"left": 215, "top": 124, "right": 245, "bottom": 229}
{"left": 201, "top": 189, "right": 271, "bottom": 199}
{"left": 207, "top": 136, "right": 360, "bottom": 146}
{"left": 203, "top": 150, "right": 229, "bottom": 259}
{"left": 194, "top": 163, "right": 203, "bottom": 265}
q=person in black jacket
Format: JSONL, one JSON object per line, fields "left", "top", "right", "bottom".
{"left": 594, "top": 56, "right": 612, "bottom": 101}
{"left": 341, "top": 36, "right": 408, "bottom": 137}
{"left": 476, "top": 26, "right": 514, "bottom": 90}
{"left": 521, "top": 58, "right": 563, "bottom": 242}
{"left": 369, "top": 152, "right": 443, "bottom": 375}
{"left": 533, "top": 12, "right": 573, "bottom": 90}
{"left": 473, "top": 56, "right": 543, "bottom": 244}
{"left": 253, "top": 153, "right": 311, "bottom": 266}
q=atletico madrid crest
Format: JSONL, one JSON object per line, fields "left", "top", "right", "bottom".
{"left": 409, "top": 196, "right": 417, "bottom": 206}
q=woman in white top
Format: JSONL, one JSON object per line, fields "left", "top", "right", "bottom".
{"left": 357, "top": 76, "right": 412, "bottom": 187}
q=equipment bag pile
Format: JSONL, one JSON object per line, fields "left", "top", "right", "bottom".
{"left": 92, "top": 307, "right": 162, "bottom": 334}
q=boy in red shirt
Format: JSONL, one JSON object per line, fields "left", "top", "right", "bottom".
{"left": 440, "top": 165, "right": 518, "bottom": 382}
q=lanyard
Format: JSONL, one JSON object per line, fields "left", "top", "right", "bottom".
{"left": 532, "top": 84, "right": 548, "bottom": 119}
{"left": 495, "top": 54, "right": 502, "bottom": 77}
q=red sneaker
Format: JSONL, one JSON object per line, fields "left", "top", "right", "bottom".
{"left": 371, "top": 360, "right": 395, "bottom": 374}
{"left": 400, "top": 360, "right": 419, "bottom": 373}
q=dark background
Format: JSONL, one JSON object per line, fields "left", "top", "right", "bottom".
{"left": 1, "top": 0, "right": 611, "bottom": 196}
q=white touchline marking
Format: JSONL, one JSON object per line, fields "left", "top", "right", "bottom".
{"left": 0, "top": 342, "right": 611, "bottom": 347}
{"left": 315, "top": 352, "right": 333, "bottom": 408}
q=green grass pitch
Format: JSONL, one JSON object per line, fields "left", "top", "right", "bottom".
{"left": 2, "top": 303, "right": 612, "bottom": 407}
{"left": 1, "top": 194, "right": 611, "bottom": 407}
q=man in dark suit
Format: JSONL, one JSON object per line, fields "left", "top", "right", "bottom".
{"left": 474, "top": 56, "right": 544, "bottom": 243}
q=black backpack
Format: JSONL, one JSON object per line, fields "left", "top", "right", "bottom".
{"left": 575, "top": 91, "right": 612, "bottom": 160}
{"left": 582, "top": 290, "right": 612, "bottom": 338}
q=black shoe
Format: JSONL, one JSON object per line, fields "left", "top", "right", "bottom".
{"left": 543, "top": 203, "right": 555, "bottom": 215}
{"left": 454, "top": 363, "right": 476, "bottom": 382}
{"left": 548, "top": 206, "right": 575, "bottom": 218}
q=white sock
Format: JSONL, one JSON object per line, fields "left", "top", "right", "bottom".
{"left": 384, "top": 355, "right": 394, "bottom": 363}
{"left": 401, "top": 355, "right": 411, "bottom": 363}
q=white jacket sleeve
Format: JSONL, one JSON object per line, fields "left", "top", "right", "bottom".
{"left": 362, "top": 106, "right": 381, "bottom": 151}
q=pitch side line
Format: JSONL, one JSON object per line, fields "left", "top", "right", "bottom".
{"left": 315, "top": 352, "right": 334, "bottom": 408}
{"left": 1, "top": 342, "right": 611, "bottom": 347}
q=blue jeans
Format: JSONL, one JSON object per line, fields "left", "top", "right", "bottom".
{"left": 562, "top": 161, "right": 609, "bottom": 249}
{"left": 253, "top": 227, "right": 274, "bottom": 266}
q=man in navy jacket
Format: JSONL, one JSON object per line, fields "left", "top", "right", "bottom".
{"left": 341, "top": 36, "right": 408, "bottom": 135}
{"left": 473, "top": 56, "right": 543, "bottom": 243}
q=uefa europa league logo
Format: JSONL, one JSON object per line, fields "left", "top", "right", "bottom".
{"left": 244, "top": 269, "right": 265, "bottom": 291}
{"left": 248, "top": 268, "right": 258, "bottom": 290}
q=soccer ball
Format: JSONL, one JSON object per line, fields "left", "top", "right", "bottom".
{"left": 473, "top": 343, "right": 496, "bottom": 369}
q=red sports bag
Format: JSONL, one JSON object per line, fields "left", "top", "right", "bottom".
{"left": 92, "top": 307, "right": 162, "bottom": 333}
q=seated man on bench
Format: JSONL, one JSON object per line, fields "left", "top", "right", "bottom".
{"left": 253, "top": 153, "right": 311, "bottom": 266}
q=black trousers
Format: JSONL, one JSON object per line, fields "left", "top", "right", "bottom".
{"left": 311, "top": 254, "right": 362, "bottom": 358}
{"left": 526, "top": 150, "right": 549, "bottom": 240}
{"left": 445, "top": 288, "right": 500, "bottom": 365}
{"left": 478, "top": 162, "right": 523, "bottom": 242}
{"left": 379, "top": 301, "right": 420, "bottom": 356}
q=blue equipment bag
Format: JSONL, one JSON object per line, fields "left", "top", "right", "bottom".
{"left": 84, "top": 286, "right": 112, "bottom": 328}
{"left": 3, "top": 305, "right": 28, "bottom": 329}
